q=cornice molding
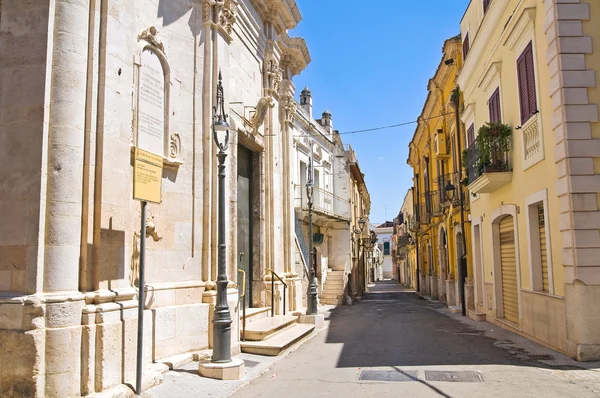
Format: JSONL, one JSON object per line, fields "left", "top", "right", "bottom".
{"left": 250, "top": 0, "right": 302, "bottom": 33}
{"left": 279, "top": 33, "right": 311, "bottom": 77}
{"left": 504, "top": 6, "right": 536, "bottom": 51}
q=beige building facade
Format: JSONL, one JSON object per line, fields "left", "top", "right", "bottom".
{"left": 0, "top": 1, "right": 312, "bottom": 396}
{"left": 458, "top": 0, "right": 600, "bottom": 361}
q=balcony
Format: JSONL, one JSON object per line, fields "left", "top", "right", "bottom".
{"left": 465, "top": 143, "right": 512, "bottom": 194}
{"left": 294, "top": 185, "right": 350, "bottom": 221}
{"left": 408, "top": 214, "right": 419, "bottom": 232}
{"left": 437, "top": 173, "right": 460, "bottom": 208}
{"left": 422, "top": 190, "right": 442, "bottom": 218}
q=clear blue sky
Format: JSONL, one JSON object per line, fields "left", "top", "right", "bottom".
{"left": 292, "top": 1, "right": 470, "bottom": 226}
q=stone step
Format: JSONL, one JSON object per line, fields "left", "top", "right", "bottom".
{"left": 241, "top": 307, "right": 271, "bottom": 323}
{"left": 242, "top": 315, "right": 297, "bottom": 341}
{"left": 468, "top": 309, "right": 486, "bottom": 322}
{"left": 324, "top": 280, "right": 344, "bottom": 287}
{"left": 320, "top": 292, "right": 343, "bottom": 300}
{"left": 320, "top": 298, "right": 342, "bottom": 305}
{"left": 240, "top": 323, "right": 315, "bottom": 356}
{"left": 322, "top": 286, "right": 343, "bottom": 293}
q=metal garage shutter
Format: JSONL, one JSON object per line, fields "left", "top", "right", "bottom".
{"left": 538, "top": 204, "right": 549, "bottom": 292}
{"left": 499, "top": 216, "right": 519, "bottom": 324}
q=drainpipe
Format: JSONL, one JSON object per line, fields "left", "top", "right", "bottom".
{"left": 453, "top": 88, "right": 468, "bottom": 317}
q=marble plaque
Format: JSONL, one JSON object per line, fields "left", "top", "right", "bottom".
{"left": 138, "top": 48, "right": 165, "bottom": 156}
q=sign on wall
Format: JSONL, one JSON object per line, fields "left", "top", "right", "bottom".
{"left": 137, "top": 48, "right": 165, "bottom": 156}
{"left": 133, "top": 147, "right": 163, "bottom": 203}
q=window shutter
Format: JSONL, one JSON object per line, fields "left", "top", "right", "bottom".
{"left": 483, "top": 0, "right": 492, "bottom": 14}
{"left": 467, "top": 124, "right": 475, "bottom": 147}
{"left": 517, "top": 42, "right": 537, "bottom": 125}
{"left": 463, "top": 33, "right": 470, "bottom": 60}
{"left": 489, "top": 88, "right": 501, "bottom": 123}
{"left": 517, "top": 53, "right": 529, "bottom": 124}
{"left": 525, "top": 43, "right": 537, "bottom": 120}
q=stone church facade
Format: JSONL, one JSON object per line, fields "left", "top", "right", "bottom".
{"left": 0, "top": 0, "right": 309, "bottom": 396}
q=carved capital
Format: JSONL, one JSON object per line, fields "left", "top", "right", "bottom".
{"left": 203, "top": 0, "right": 238, "bottom": 40}
{"left": 280, "top": 95, "right": 297, "bottom": 126}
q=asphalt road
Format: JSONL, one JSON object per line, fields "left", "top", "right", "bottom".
{"left": 232, "top": 281, "right": 600, "bottom": 398}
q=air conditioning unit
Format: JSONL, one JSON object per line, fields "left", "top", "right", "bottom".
{"left": 434, "top": 131, "right": 448, "bottom": 158}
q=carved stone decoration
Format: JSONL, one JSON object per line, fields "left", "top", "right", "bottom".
{"left": 169, "top": 132, "right": 182, "bottom": 160}
{"left": 138, "top": 26, "right": 165, "bottom": 54}
{"left": 203, "top": 0, "right": 215, "bottom": 21}
{"left": 281, "top": 95, "right": 297, "bottom": 125}
{"left": 218, "top": 0, "right": 238, "bottom": 35}
{"left": 263, "top": 54, "right": 283, "bottom": 95}
{"left": 251, "top": 96, "right": 275, "bottom": 133}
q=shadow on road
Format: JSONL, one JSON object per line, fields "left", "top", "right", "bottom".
{"left": 325, "top": 280, "right": 548, "bottom": 369}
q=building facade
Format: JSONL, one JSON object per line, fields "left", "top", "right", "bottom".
{"left": 0, "top": 1, "right": 313, "bottom": 396}
{"left": 374, "top": 223, "right": 394, "bottom": 280}
{"left": 458, "top": 0, "right": 600, "bottom": 360}
{"left": 407, "top": 35, "right": 474, "bottom": 310}
{"left": 347, "top": 146, "right": 372, "bottom": 298}
{"left": 393, "top": 188, "right": 416, "bottom": 288}
{"left": 291, "top": 88, "right": 353, "bottom": 306}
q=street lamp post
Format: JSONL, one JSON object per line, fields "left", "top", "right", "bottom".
{"left": 212, "top": 71, "right": 233, "bottom": 362}
{"left": 306, "top": 148, "right": 318, "bottom": 315}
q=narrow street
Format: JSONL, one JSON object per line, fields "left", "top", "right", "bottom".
{"left": 231, "top": 281, "right": 600, "bottom": 398}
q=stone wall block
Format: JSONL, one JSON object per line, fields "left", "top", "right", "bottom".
{"left": 557, "top": 20, "right": 584, "bottom": 37}
{"left": 572, "top": 267, "right": 600, "bottom": 285}
{"left": 561, "top": 70, "right": 596, "bottom": 87}
{"left": 45, "top": 300, "right": 84, "bottom": 328}
{"left": 0, "top": 329, "right": 44, "bottom": 398}
{"left": 566, "top": 139, "right": 600, "bottom": 158}
{"left": 556, "top": 3, "right": 590, "bottom": 21}
{"left": 570, "top": 193, "right": 598, "bottom": 211}
{"left": 559, "top": 53, "right": 587, "bottom": 71}
{"left": 565, "top": 122, "right": 592, "bottom": 139}
{"left": 563, "top": 88, "right": 589, "bottom": 105}
{"left": 566, "top": 283, "right": 600, "bottom": 361}
{"left": 45, "top": 326, "right": 81, "bottom": 397}
{"left": 559, "top": 212, "right": 573, "bottom": 231}
{"left": 572, "top": 229, "right": 600, "bottom": 248}
{"left": 95, "top": 322, "right": 123, "bottom": 391}
{"left": 572, "top": 211, "right": 600, "bottom": 230}
{"left": 574, "top": 248, "right": 600, "bottom": 266}
{"left": 563, "top": 230, "right": 574, "bottom": 248}
{"left": 570, "top": 175, "right": 600, "bottom": 192}
{"left": 565, "top": 105, "right": 599, "bottom": 123}
{"left": 559, "top": 36, "right": 593, "bottom": 54}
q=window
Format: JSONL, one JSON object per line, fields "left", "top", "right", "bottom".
{"left": 517, "top": 41, "right": 538, "bottom": 125}
{"left": 383, "top": 241, "right": 390, "bottom": 256}
{"left": 463, "top": 32, "right": 470, "bottom": 60}
{"left": 483, "top": 0, "right": 492, "bottom": 14}
{"left": 526, "top": 190, "right": 553, "bottom": 295}
{"left": 467, "top": 124, "right": 475, "bottom": 147}
{"left": 488, "top": 88, "right": 502, "bottom": 123}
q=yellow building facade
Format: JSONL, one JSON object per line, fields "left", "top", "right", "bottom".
{"left": 407, "top": 36, "right": 475, "bottom": 311}
{"left": 458, "top": 0, "right": 600, "bottom": 360}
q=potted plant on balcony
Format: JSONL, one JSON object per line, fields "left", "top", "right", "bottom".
{"left": 475, "top": 122, "right": 512, "bottom": 174}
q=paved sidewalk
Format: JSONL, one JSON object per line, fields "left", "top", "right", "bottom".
{"left": 144, "top": 306, "right": 335, "bottom": 398}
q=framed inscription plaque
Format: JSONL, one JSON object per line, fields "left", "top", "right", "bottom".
{"left": 137, "top": 48, "right": 166, "bottom": 156}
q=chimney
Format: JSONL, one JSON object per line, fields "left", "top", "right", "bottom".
{"left": 320, "top": 110, "right": 333, "bottom": 135}
{"left": 300, "top": 87, "right": 313, "bottom": 118}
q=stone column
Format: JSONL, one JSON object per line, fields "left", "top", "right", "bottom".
{"left": 545, "top": 0, "right": 600, "bottom": 361}
{"left": 42, "top": 1, "right": 89, "bottom": 396}
{"left": 43, "top": 0, "right": 89, "bottom": 293}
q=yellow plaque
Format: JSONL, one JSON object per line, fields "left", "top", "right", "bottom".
{"left": 133, "top": 148, "right": 163, "bottom": 203}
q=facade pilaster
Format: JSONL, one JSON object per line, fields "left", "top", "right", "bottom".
{"left": 545, "top": 0, "right": 600, "bottom": 360}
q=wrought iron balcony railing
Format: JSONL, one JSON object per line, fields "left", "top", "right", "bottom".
{"left": 294, "top": 185, "right": 351, "bottom": 220}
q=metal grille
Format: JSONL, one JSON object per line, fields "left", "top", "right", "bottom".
{"left": 538, "top": 204, "right": 545, "bottom": 227}
{"left": 425, "top": 371, "right": 482, "bottom": 382}
{"left": 527, "top": 354, "right": 555, "bottom": 361}
{"left": 359, "top": 370, "right": 417, "bottom": 382}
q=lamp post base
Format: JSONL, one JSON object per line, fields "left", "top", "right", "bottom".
{"left": 198, "top": 358, "right": 245, "bottom": 380}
